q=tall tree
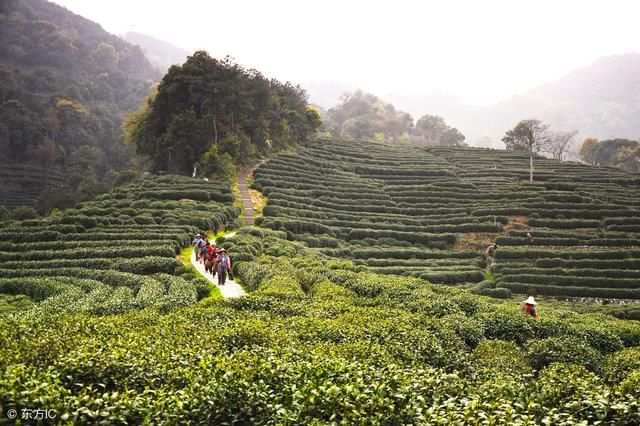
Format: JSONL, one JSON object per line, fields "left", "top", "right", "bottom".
{"left": 325, "top": 90, "right": 413, "bottom": 144}
{"left": 588, "top": 139, "right": 639, "bottom": 167}
{"left": 502, "top": 119, "right": 551, "bottom": 182}
{"left": 439, "top": 127, "right": 466, "bottom": 146}
{"left": 615, "top": 144, "right": 640, "bottom": 173}
{"left": 415, "top": 115, "right": 448, "bottom": 145}
{"left": 415, "top": 115, "right": 465, "bottom": 146}
{"left": 548, "top": 130, "right": 578, "bottom": 160}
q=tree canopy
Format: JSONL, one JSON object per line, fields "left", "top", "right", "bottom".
{"left": 415, "top": 115, "right": 466, "bottom": 146}
{"left": 0, "top": 0, "right": 158, "bottom": 211}
{"left": 580, "top": 138, "right": 640, "bottom": 172}
{"left": 125, "top": 51, "right": 321, "bottom": 175}
{"left": 325, "top": 91, "right": 465, "bottom": 146}
{"left": 324, "top": 91, "right": 413, "bottom": 144}
{"left": 502, "top": 119, "right": 552, "bottom": 182}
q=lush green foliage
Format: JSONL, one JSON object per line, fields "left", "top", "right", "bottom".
{"left": 324, "top": 90, "right": 413, "bottom": 144}
{"left": 0, "top": 0, "right": 159, "bottom": 210}
{"left": 125, "top": 51, "right": 321, "bottom": 175}
{"left": 0, "top": 175, "right": 238, "bottom": 316}
{"left": 2, "top": 228, "right": 639, "bottom": 423}
{"left": 580, "top": 138, "right": 640, "bottom": 172}
{"left": 323, "top": 91, "right": 466, "bottom": 146}
{"left": 253, "top": 137, "right": 640, "bottom": 302}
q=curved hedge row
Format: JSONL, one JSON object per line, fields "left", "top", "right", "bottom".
{"left": 0, "top": 175, "right": 238, "bottom": 314}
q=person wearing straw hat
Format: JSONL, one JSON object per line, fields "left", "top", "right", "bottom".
{"left": 522, "top": 296, "right": 539, "bottom": 318}
{"left": 217, "top": 249, "right": 231, "bottom": 286}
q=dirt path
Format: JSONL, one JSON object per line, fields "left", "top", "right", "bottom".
{"left": 238, "top": 168, "right": 255, "bottom": 226}
{"left": 190, "top": 232, "right": 245, "bottom": 298}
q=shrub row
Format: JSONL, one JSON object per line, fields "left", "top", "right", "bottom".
{"left": 499, "top": 282, "right": 640, "bottom": 299}
{"left": 498, "top": 274, "right": 640, "bottom": 289}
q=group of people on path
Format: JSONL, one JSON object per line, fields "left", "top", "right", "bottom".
{"left": 192, "top": 234, "right": 233, "bottom": 286}
{"left": 194, "top": 232, "right": 542, "bottom": 316}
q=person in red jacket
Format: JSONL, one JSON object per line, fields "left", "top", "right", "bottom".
{"left": 522, "top": 296, "right": 539, "bottom": 318}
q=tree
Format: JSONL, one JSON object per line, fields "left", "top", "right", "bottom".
{"left": 414, "top": 115, "right": 465, "bottom": 146}
{"left": 615, "top": 144, "right": 640, "bottom": 173}
{"left": 0, "top": 100, "right": 42, "bottom": 164}
{"left": 325, "top": 90, "right": 413, "bottom": 144}
{"left": 548, "top": 130, "right": 578, "bottom": 161}
{"left": 125, "top": 51, "right": 320, "bottom": 175}
{"left": 502, "top": 119, "right": 551, "bottom": 182}
{"left": 439, "top": 127, "right": 466, "bottom": 146}
{"left": 588, "top": 139, "right": 639, "bottom": 167}
{"left": 580, "top": 138, "right": 599, "bottom": 165}
{"left": 415, "top": 115, "right": 448, "bottom": 145}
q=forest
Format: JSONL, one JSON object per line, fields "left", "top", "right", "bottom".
{"left": 125, "top": 51, "right": 321, "bottom": 176}
{"left": 0, "top": 0, "right": 158, "bottom": 212}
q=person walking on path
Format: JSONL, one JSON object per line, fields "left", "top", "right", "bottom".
{"left": 192, "top": 234, "right": 203, "bottom": 260}
{"left": 522, "top": 296, "right": 539, "bottom": 318}
{"left": 527, "top": 232, "right": 534, "bottom": 245}
{"left": 204, "top": 242, "right": 216, "bottom": 275}
{"left": 199, "top": 240, "right": 210, "bottom": 264}
{"left": 217, "top": 249, "right": 231, "bottom": 286}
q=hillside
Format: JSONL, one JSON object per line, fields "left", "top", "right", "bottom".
{"left": 0, "top": 0, "right": 158, "bottom": 210}
{"left": 1, "top": 170, "right": 640, "bottom": 422}
{"left": 254, "top": 138, "right": 640, "bottom": 302}
{"left": 122, "top": 31, "right": 190, "bottom": 72}
{"left": 0, "top": 175, "right": 238, "bottom": 316}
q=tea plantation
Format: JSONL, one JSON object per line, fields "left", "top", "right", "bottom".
{"left": 253, "top": 138, "right": 640, "bottom": 301}
{"left": 0, "top": 175, "right": 239, "bottom": 316}
{"left": 3, "top": 225, "right": 640, "bottom": 423}
{"left": 1, "top": 145, "right": 640, "bottom": 423}
{"left": 0, "top": 165, "right": 64, "bottom": 209}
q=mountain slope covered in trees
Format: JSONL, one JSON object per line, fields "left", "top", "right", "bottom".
{"left": 0, "top": 0, "right": 159, "bottom": 211}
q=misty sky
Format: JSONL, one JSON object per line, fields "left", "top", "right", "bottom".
{"left": 53, "top": 0, "right": 640, "bottom": 105}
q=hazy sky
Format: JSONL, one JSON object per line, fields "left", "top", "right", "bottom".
{"left": 53, "top": 0, "right": 640, "bottom": 105}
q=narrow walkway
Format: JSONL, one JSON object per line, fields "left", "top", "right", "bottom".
{"left": 238, "top": 167, "right": 255, "bottom": 225}
{"left": 190, "top": 232, "right": 246, "bottom": 298}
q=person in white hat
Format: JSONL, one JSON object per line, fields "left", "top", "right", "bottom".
{"left": 522, "top": 296, "right": 539, "bottom": 318}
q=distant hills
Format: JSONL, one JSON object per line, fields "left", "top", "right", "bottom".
{"left": 122, "top": 31, "right": 190, "bottom": 72}
{"left": 308, "top": 53, "right": 640, "bottom": 148}
{"left": 459, "top": 53, "right": 640, "bottom": 146}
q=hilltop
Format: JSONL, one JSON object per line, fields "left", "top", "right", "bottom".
{"left": 362, "top": 53, "right": 640, "bottom": 147}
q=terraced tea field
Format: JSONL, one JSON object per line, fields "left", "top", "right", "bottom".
{"left": 1, "top": 160, "right": 640, "bottom": 423}
{"left": 254, "top": 138, "right": 640, "bottom": 300}
{"left": 0, "top": 164, "right": 64, "bottom": 208}
{"left": 0, "top": 175, "right": 239, "bottom": 315}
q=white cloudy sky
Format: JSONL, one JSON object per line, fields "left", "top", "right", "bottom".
{"left": 53, "top": 0, "right": 640, "bottom": 105}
